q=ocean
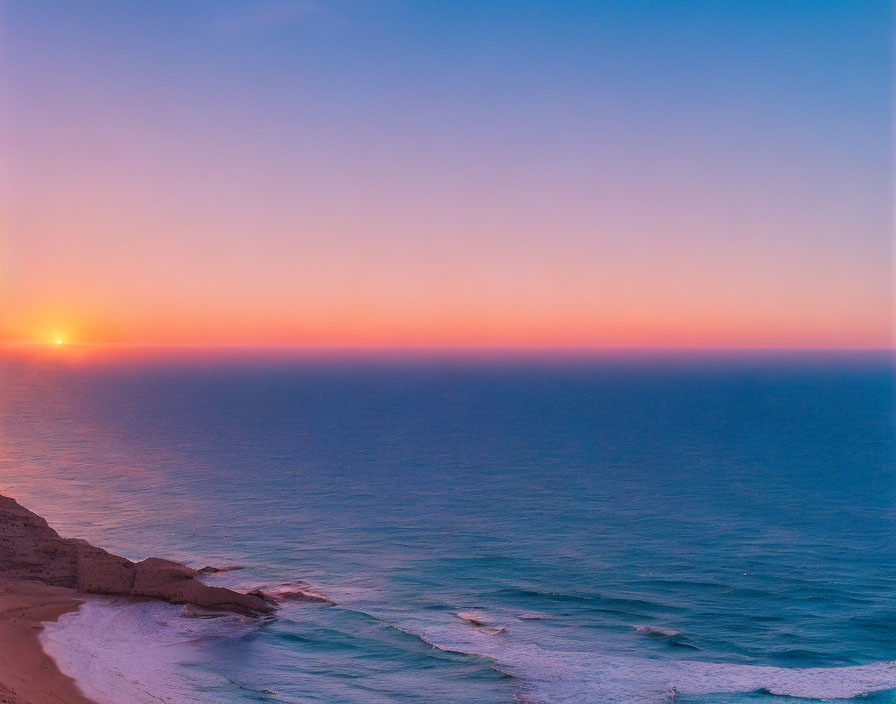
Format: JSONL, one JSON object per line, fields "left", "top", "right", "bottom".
{"left": 1, "top": 349, "right": 894, "bottom": 704}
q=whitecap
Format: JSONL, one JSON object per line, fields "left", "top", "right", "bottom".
{"left": 41, "top": 597, "right": 258, "bottom": 704}
{"left": 414, "top": 621, "right": 896, "bottom": 703}
{"left": 635, "top": 624, "right": 681, "bottom": 638}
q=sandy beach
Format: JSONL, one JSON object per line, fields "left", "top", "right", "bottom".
{"left": 0, "top": 493, "right": 274, "bottom": 704}
{"left": 0, "top": 578, "right": 94, "bottom": 704}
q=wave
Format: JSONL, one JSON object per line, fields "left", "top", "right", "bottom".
{"left": 635, "top": 625, "right": 681, "bottom": 638}
{"left": 40, "top": 597, "right": 262, "bottom": 704}
{"left": 280, "top": 592, "right": 896, "bottom": 703}
{"left": 457, "top": 611, "right": 508, "bottom": 635}
{"left": 249, "top": 580, "right": 335, "bottom": 605}
{"left": 493, "top": 586, "right": 686, "bottom": 615}
{"left": 41, "top": 594, "right": 896, "bottom": 704}
{"left": 404, "top": 616, "right": 896, "bottom": 704}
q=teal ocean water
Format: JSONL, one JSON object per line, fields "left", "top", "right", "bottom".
{"left": 1, "top": 349, "right": 894, "bottom": 703}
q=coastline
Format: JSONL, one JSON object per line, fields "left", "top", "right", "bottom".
{"left": 0, "top": 577, "right": 95, "bottom": 704}
{"left": 0, "top": 492, "right": 275, "bottom": 704}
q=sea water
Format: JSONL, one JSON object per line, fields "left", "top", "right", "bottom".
{"left": 1, "top": 349, "right": 894, "bottom": 704}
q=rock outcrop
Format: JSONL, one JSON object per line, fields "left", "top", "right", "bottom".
{"left": 0, "top": 494, "right": 271, "bottom": 615}
{"left": 247, "top": 582, "right": 335, "bottom": 605}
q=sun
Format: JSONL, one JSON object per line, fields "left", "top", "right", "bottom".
{"left": 55, "top": 339, "right": 63, "bottom": 345}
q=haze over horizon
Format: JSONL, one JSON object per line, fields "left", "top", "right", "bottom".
{"left": 1, "top": 0, "right": 893, "bottom": 348}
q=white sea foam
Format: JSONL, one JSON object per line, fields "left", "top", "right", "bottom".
{"left": 416, "top": 619, "right": 896, "bottom": 704}
{"left": 259, "top": 580, "right": 335, "bottom": 604}
{"left": 43, "top": 598, "right": 896, "bottom": 704}
{"left": 634, "top": 624, "right": 681, "bottom": 638}
{"left": 40, "top": 597, "right": 255, "bottom": 704}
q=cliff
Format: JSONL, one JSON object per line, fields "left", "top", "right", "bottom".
{"left": 0, "top": 494, "right": 271, "bottom": 616}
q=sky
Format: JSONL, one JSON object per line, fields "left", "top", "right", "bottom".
{"left": 0, "top": 0, "right": 892, "bottom": 348}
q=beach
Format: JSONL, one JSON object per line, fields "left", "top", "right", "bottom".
{"left": 0, "top": 491, "right": 273, "bottom": 704}
{"left": 0, "top": 578, "right": 92, "bottom": 704}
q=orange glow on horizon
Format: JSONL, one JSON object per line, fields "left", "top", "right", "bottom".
{"left": 5, "top": 306, "right": 893, "bottom": 350}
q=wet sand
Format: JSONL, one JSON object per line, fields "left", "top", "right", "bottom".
{"left": 0, "top": 578, "right": 95, "bottom": 704}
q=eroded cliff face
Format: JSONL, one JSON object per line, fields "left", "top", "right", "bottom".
{"left": 0, "top": 495, "right": 80, "bottom": 587}
{"left": 0, "top": 494, "right": 271, "bottom": 615}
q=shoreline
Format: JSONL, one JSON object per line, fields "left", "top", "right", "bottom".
{"left": 0, "top": 577, "right": 96, "bottom": 704}
{"left": 0, "top": 492, "right": 275, "bottom": 704}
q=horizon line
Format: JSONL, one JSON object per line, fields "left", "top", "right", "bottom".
{"left": 2, "top": 341, "right": 894, "bottom": 353}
